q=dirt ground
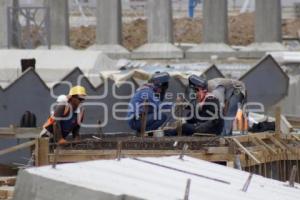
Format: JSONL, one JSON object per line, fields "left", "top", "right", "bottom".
{"left": 70, "top": 13, "right": 300, "bottom": 50}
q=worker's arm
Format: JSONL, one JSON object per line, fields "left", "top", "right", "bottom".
{"left": 194, "top": 97, "right": 222, "bottom": 134}
{"left": 211, "top": 86, "right": 226, "bottom": 108}
{"left": 52, "top": 105, "right": 66, "bottom": 140}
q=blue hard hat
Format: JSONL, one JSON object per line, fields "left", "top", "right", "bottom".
{"left": 188, "top": 75, "right": 207, "bottom": 89}
{"left": 149, "top": 72, "right": 170, "bottom": 87}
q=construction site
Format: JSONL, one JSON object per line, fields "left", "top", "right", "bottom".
{"left": 1, "top": 0, "right": 300, "bottom": 199}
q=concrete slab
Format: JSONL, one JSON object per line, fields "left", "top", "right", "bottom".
{"left": 132, "top": 43, "right": 183, "bottom": 59}
{"left": 88, "top": 44, "right": 130, "bottom": 59}
{"left": 186, "top": 43, "right": 235, "bottom": 59}
{"left": 37, "top": 45, "right": 73, "bottom": 50}
{"left": 238, "top": 42, "right": 287, "bottom": 59}
{"left": 13, "top": 156, "right": 300, "bottom": 200}
{"left": 14, "top": 170, "right": 125, "bottom": 200}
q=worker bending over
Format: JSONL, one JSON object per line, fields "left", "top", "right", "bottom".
{"left": 42, "top": 86, "right": 86, "bottom": 144}
{"left": 208, "top": 78, "right": 247, "bottom": 136}
{"left": 165, "top": 75, "right": 222, "bottom": 136}
{"left": 127, "top": 72, "right": 172, "bottom": 134}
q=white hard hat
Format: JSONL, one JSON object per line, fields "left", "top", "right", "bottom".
{"left": 56, "top": 95, "right": 68, "bottom": 103}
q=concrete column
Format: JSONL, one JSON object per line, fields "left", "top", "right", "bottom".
{"left": 0, "top": 0, "right": 10, "bottom": 48}
{"left": 132, "top": 0, "right": 183, "bottom": 59}
{"left": 147, "top": 0, "right": 173, "bottom": 43}
{"left": 186, "top": 0, "right": 234, "bottom": 59}
{"left": 45, "top": 0, "right": 70, "bottom": 48}
{"left": 255, "top": 0, "right": 281, "bottom": 43}
{"left": 240, "top": 0, "right": 285, "bottom": 58}
{"left": 203, "top": 0, "right": 228, "bottom": 43}
{"left": 88, "top": 0, "right": 129, "bottom": 59}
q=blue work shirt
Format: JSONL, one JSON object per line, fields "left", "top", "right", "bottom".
{"left": 60, "top": 112, "right": 78, "bottom": 138}
{"left": 127, "top": 84, "right": 172, "bottom": 120}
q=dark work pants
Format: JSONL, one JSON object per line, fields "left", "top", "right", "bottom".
{"left": 222, "top": 93, "right": 243, "bottom": 136}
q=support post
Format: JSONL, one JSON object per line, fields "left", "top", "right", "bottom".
{"left": 35, "top": 138, "right": 49, "bottom": 166}
{"left": 0, "top": 0, "right": 11, "bottom": 48}
{"left": 240, "top": 0, "right": 286, "bottom": 58}
{"left": 44, "top": 0, "right": 70, "bottom": 48}
{"left": 132, "top": 0, "right": 183, "bottom": 59}
{"left": 88, "top": 0, "right": 129, "bottom": 59}
{"left": 186, "top": 0, "right": 234, "bottom": 59}
{"left": 275, "top": 107, "right": 281, "bottom": 136}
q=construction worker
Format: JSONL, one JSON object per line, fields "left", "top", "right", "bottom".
{"left": 127, "top": 72, "right": 172, "bottom": 134}
{"left": 208, "top": 78, "right": 247, "bottom": 136}
{"left": 41, "top": 86, "right": 86, "bottom": 144}
{"left": 165, "top": 75, "right": 222, "bottom": 136}
{"left": 188, "top": 0, "right": 202, "bottom": 18}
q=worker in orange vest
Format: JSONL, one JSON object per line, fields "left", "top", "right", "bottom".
{"left": 41, "top": 86, "right": 86, "bottom": 145}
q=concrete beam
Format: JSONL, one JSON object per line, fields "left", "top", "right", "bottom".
{"left": 0, "top": 0, "right": 10, "bottom": 48}
{"left": 132, "top": 0, "right": 183, "bottom": 59}
{"left": 88, "top": 0, "right": 129, "bottom": 59}
{"left": 46, "top": 0, "right": 69, "bottom": 47}
{"left": 186, "top": 0, "right": 234, "bottom": 59}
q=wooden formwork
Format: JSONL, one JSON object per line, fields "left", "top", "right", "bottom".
{"left": 1, "top": 108, "right": 300, "bottom": 183}
{"left": 29, "top": 132, "right": 300, "bottom": 183}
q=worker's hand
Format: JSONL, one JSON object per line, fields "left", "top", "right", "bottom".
{"left": 58, "top": 138, "right": 68, "bottom": 145}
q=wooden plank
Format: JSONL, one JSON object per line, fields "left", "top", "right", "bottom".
{"left": 205, "top": 147, "right": 229, "bottom": 154}
{"left": 248, "top": 135, "right": 263, "bottom": 147}
{"left": 275, "top": 107, "right": 281, "bottom": 135}
{"left": 292, "top": 134, "right": 300, "bottom": 142}
{"left": 253, "top": 136, "right": 277, "bottom": 154}
{"left": 0, "top": 189, "right": 8, "bottom": 199}
{"left": 0, "top": 140, "right": 35, "bottom": 156}
{"left": 231, "top": 138, "right": 261, "bottom": 164}
{"left": 286, "top": 115, "right": 300, "bottom": 128}
{"left": 0, "top": 187, "right": 14, "bottom": 199}
{"left": 35, "top": 138, "right": 49, "bottom": 166}
{"left": 0, "top": 127, "right": 41, "bottom": 138}
{"left": 269, "top": 136, "right": 287, "bottom": 151}
{"left": 34, "top": 139, "right": 39, "bottom": 166}
{"left": 269, "top": 135, "right": 297, "bottom": 155}
{"left": 281, "top": 115, "right": 293, "bottom": 134}
{"left": 227, "top": 161, "right": 234, "bottom": 168}
{"left": 229, "top": 132, "right": 271, "bottom": 143}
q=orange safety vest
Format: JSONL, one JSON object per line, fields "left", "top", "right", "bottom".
{"left": 234, "top": 109, "right": 248, "bottom": 132}
{"left": 43, "top": 105, "right": 84, "bottom": 129}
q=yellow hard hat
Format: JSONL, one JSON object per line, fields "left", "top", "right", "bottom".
{"left": 68, "top": 86, "right": 87, "bottom": 97}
